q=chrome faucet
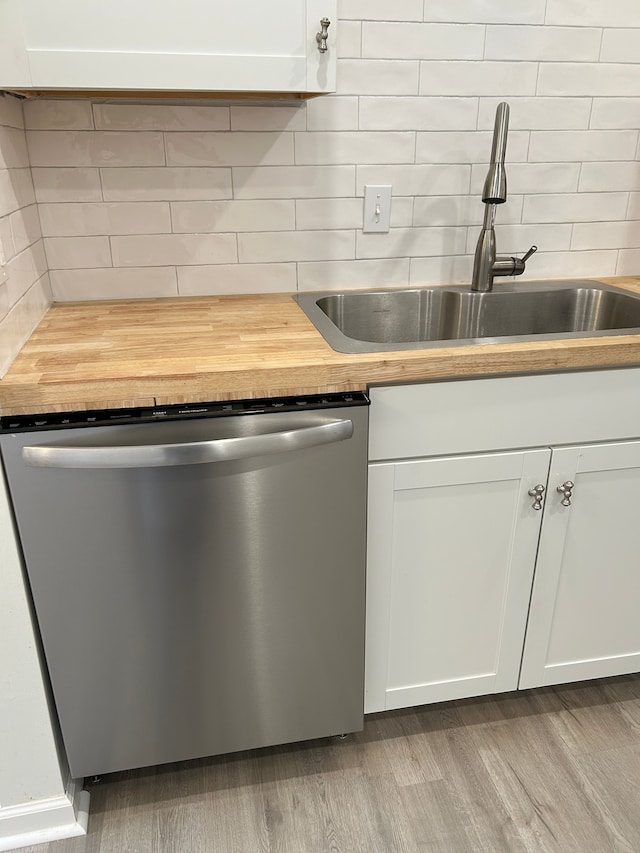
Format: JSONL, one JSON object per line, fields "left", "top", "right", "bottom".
{"left": 471, "top": 102, "right": 537, "bottom": 292}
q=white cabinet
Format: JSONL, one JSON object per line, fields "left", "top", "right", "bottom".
{"left": 0, "top": 0, "right": 336, "bottom": 95}
{"left": 366, "top": 449, "right": 548, "bottom": 714}
{"left": 366, "top": 370, "right": 640, "bottom": 713}
{"left": 520, "top": 440, "right": 640, "bottom": 689}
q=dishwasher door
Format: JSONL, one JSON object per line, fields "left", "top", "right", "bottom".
{"left": 1, "top": 400, "right": 368, "bottom": 778}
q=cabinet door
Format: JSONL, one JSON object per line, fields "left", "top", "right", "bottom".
{"left": 0, "top": 0, "right": 336, "bottom": 93}
{"left": 365, "top": 449, "right": 550, "bottom": 714}
{"left": 520, "top": 440, "right": 640, "bottom": 689}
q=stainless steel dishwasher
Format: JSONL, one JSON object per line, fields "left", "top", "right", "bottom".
{"left": 0, "top": 392, "right": 368, "bottom": 778}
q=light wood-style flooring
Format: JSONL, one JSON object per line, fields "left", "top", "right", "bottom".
{"left": 22, "top": 675, "right": 640, "bottom": 853}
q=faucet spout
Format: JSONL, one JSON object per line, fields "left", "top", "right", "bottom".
{"left": 482, "top": 102, "right": 509, "bottom": 204}
{"left": 471, "top": 102, "right": 536, "bottom": 292}
{"left": 471, "top": 204, "right": 497, "bottom": 292}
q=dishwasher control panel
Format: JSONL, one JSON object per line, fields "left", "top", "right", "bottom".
{"left": 1, "top": 391, "right": 369, "bottom": 433}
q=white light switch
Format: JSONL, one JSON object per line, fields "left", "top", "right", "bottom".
{"left": 363, "top": 185, "right": 392, "bottom": 233}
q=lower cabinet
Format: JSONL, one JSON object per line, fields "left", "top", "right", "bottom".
{"left": 520, "top": 440, "right": 640, "bottom": 689}
{"left": 365, "top": 449, "right": 549, "bottom": 713}
{"left": 365, "top": 372, "right": 640, "bottom": 714}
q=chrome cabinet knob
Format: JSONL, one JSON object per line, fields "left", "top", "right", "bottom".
{"left": 316, "top": 17, "right": 331, "bottom": 52}
{"left": 557, "top": 480, "right": 575, "bottom": 507}
{"left": 528, "top": 484, "right": 545, "bottom": 510}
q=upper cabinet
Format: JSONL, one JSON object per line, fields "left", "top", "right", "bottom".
{"left": 0, "top": 0, "right": 337, "bottom": 96}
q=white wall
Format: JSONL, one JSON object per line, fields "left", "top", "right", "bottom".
{"left": 0, "top": 466, "right": 88, "bottom": 850}
{"left": 0, "top": 94, "right": 51, "bottom": 377}
{"left": 17, "top": 1, "right": 640, "bottom": 302}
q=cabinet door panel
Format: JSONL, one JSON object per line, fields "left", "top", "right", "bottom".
{"left": 3, "top": 0, "right": 336, "bottom": 93}
{"left": 366, "top": 449, "right": 550, "bottom": 713}
{"left": 520, "top": 441, "right": 640, "bottom": 689}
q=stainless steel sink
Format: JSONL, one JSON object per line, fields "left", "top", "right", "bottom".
{"left": 295, "top": 280, "right": 640, "bottom": 353}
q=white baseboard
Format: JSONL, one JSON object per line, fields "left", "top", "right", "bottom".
{"left": 0, "top": 777, "right": 90, "bottom": 851}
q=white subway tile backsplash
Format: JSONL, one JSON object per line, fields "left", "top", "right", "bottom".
{"left": 0, "top": 277, "right": 51, "bottom": 378}
{"left": 571, "top": 221, "right": 640, "bottom": 251}
{"left": 297, "top": 258, "right": 410, "bottom": 291}
{"left": 356, "top": 226, "right": 467, "bottom": 259}
{"left": 6, "top": 243, "right": 46, "bottom": 304}
{"left": 419, "top": 62, "right": 538, "bottom": 96}
{"left": 522, "top": 193, "right": 629, "bottom": 224}
{"left": 230, "top": 106, "right": 305, "bottom": 132}
{"left": 306, "top": 97, "right": 358, "bottom": 132}
{"left": 626, "top": 194, "right": 640, "bottom": 219}
{"left": 465, "top": 223, "right": 571, "bottom": 254}
{"left": 616, "top": 249, "right": 640, "bottom": 276}
{"left": 27, "top": 131, "right": 166, "bottom": 167}
{"left": 233, "top": 166, "right": 355, "bottom": 200}
{"left": 0, "top": 104, "right": 49, "bottom": 374}
{"left": 600, "top": 30, "right": 640, "bottom": 64}
{"left": 337, "top": 21, "right": 362, "bottom": 58}
{"left": 339, "top": 0, "right": 423, "bottom": 21}
{"left": 101, "top": 167, "right": 233, "bottom": 201}
{"left": 416, "top": 131, "right": 529, "bottom": 164}
{"left": 485, "top": 26, "right": 601, "bottom": 62}
{"left": 0, "top": 93, "right": 24, "bottom": 130}
{"left": 295, "top": 198, "right": 363, "bottom": 231}
{"left": 478, "top": 98, "right": 591, "bottom": 131}
{"left": 31, "top": 167, "right": 103, "bottom": 203}
{"left": 590, "top": 99, "right": 640, "bottom": 130}
{"left": 165, "top": 132, "right": 294, "bottom": 167}
{"left": 545, "top": 0, "right": 640, "bottom": 27}
{"left": 0, "top": 127, "right": 30, "bottom": 169}
{"left": 579, "top": 163, "right": 640, "bottom": 193}
{"left": 362, "top": 23, "right": 484, "bottom": 60}
{"left": 424, "top": 0, "right": 546, "bottom": 24}
{"left": 409, "top": 255, "right": 474, "bottom": 285}
{"left": 38, "top": 202, "right": 171, "bottom": 237}
{"left": 357, "top": 164, "right": 471, "bottom": 196}
{"left": 520, "top": 250, "right": 618, "bottom": 279}
{"left": 0, "top": 279, "right": 9, "bottom": 324}
{"left": 111, "top": 234, "right": 237, "bottom": 267}
{"left": 414, "top": 194, "right": 523, "bottom": 227}
{"left": 0, "top": 169, "right": 35, "bottom": 217}
{"left": 94, "top": 104, "right": 230, "bottom": 131}
{"left": 295, "top": 131, "right": 415, "bottom": 165}
{"left": 538, "top": 64, "right": 640, "bottom": 97}
{"left": 296, "top": 197, "right": 413, "bottom": 230}
{"left": 171, "top": 200, "right": 295, "bottom": 233}
{"left": 359, "top": 97, "right": 478, "bottom": 131}
{"left": 23, "top": 100, "right": 94, "bottom": 130}
{"left": 528, "top": 131, "right": 638, "bottom": 163}
{"left": 43, "top": 236, "right": 112, "bottom": 269}
{"left": 177, "top": 263, "right": 296, "bottom": 295}
{"left": 5, "top": 204, "right": 42, "bottom": 258}
{"left": 0, "top": 215, "right": 15, "bottom": 261}
{"left": 10, "top": 204, "right": 42, "bottom": 254}
{"left": 470, "top": 162, "right": 581, "bottom": 195}
{"left": 238, "top": 230, "right": 355, "bottom": 263}
{"left": 50, "top": 267, "right": 178, "bottom": 301}
{"left": 337, "top": 60, "right": 420, "bottom": 96}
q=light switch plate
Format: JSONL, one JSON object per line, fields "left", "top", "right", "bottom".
{"left": 363, "top": 185, "right": 392, "bottom": 233}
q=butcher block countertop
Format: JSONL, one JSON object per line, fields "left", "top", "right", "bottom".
{"left": 2, "top": 276, "right": 640, "bottom": 416}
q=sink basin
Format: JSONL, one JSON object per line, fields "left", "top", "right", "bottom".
{"left": 295, "top": 280, "right": 640, "bottom": 353}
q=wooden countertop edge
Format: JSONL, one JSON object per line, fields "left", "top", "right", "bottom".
{"left": 3, "top": 336, "right": 640, "bottom": 416}
{"left": 3, "top": 276, "right": 640, "bottom": 416}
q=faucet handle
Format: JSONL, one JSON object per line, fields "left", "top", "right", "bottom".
{"left": 493, "top": 244, "right": 537, "bottom": 278}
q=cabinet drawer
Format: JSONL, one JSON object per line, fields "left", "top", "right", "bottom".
{"left": 369, "top": 368, "right": 640, "bottom": 461}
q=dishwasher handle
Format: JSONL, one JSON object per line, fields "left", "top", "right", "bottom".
{"left": 22, "top": 418, "right": 354, "bottom": 469}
